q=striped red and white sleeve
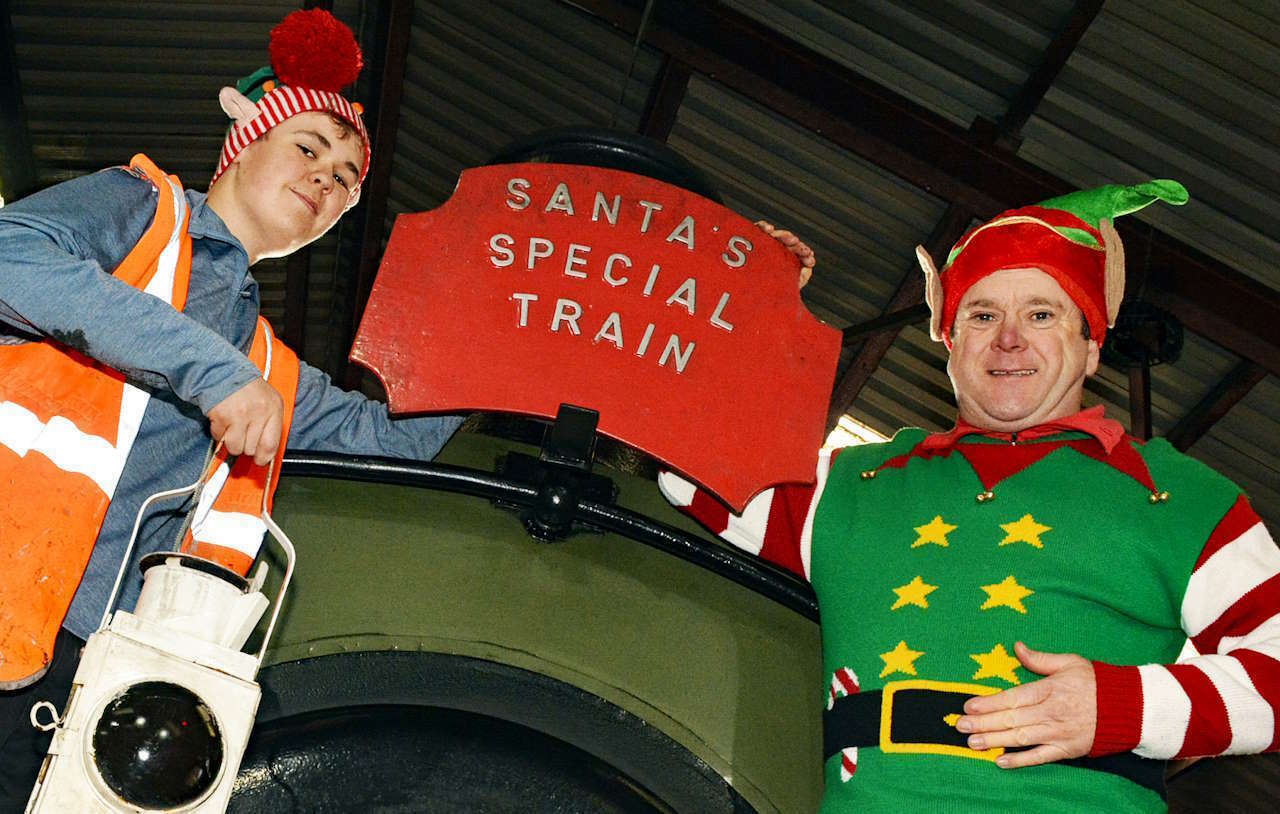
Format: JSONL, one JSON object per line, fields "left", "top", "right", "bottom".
{"left": 1091, "top": 495, "right": 1280, "bottom": 759}
{"left": 657, "top": 448, "right": 840, "bottom": 580}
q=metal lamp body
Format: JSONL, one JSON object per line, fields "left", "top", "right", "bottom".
{"left": 26, "top": 559, "right": 266, "bottom": 813}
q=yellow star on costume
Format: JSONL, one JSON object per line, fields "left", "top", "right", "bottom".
{"left": 880, "top": 640, "right": 925, "bottom": 678}
{"left": 944, "top": 713, "right": 962, "bottom": 728}
{"left": 891, "top": 576, "right": 938, "bottom": 610}
{"left": 998, "top": 514, "right": 1052, "bottom": 548}
{"left": 980, "top": 575, "right": 1034, "bottom": 614}
{"left": 971, "top": 643, "right": 1022, "bottom": 685}
{"left": 912, "top": 515, "right": 957, "bottom": 548}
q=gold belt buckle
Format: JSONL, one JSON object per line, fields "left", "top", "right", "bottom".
{"left": 879, "top": 679, "right": 1005, "bottom": 761}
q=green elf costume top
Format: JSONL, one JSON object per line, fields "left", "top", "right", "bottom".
{"left": 659, "top": 180, "right": 1280, "bottom": 813}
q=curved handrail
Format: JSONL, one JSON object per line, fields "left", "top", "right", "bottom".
{"left": 280, "top": 452, "right": 819, "bottom": 622}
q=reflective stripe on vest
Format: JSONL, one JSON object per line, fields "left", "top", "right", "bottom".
{"left": 183, "top": 318, "right": 301, "bottom": 576}
{"left": 0, "top": 154, "right": 190, "bottom": 689}
{"left": 0, "top": 160, "right": 188, "bottom": 495}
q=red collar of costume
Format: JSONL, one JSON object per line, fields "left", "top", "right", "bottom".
{"left": 918, "top": 406, "right": 1126, "bottom": 454}
{"left": 872, "top": 407, "right": 1159, "bottom": 494}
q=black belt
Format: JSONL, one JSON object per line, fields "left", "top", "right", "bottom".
{"left": 824, "top": 679, "right": 1166, "bottom": 799}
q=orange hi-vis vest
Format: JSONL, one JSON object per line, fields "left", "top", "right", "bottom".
{"left": 182, "top": 318, "right": 299, "bottom": 576}
{"left": 0, "top": 155, "right": 298, "bottom": 689}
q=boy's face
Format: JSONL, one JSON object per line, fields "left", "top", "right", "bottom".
{"left": 221, "top": 111, "right": 365, "bottom": 260}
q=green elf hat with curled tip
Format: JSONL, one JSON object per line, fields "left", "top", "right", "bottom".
{"left": 916, "top": 180, "right": 1189, "bottom": 348}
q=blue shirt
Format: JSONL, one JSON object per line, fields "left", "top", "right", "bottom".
{"left": 0, "top": 165, "right": 462, "bottom": 638}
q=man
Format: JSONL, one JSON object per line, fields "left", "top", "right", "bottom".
{"left": 661, "top": 180, "right": 1280, "bottom": 811}
{"left": 0, "top": 10, "right": 462, "bottom": 805}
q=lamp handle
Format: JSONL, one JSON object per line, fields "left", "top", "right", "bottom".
{"left": 253, "top": 457, "right": 296, "bottom": 670}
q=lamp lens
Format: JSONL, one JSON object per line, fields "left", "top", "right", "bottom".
{"left": 91, "top": 681, "right": 223, "bottom": 807}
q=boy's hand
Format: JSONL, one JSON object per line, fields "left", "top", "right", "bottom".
{"left": 207, "top": 378, "right": 284, "bottom": 466}
{"left": 755, "top": 220, "right": 816, "bottom": 288}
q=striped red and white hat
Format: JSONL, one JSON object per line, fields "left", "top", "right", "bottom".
{"left": 212, "top": 9, "right": 371, "bottom": 206}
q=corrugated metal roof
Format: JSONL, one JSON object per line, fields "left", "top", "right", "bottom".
{"left": 853, "top": 324, "right": 951, "bottom": 433}
{"left": 1023, "top": 0, "right": 1280, "bottom": 292}
{"left": 5, "top": 0, "right": 1277, "bottom": 522}
{"left": 385, "top": 0, "right": 659, "bottom": 222}
{"left": 722, "top": 0, "right": 1074, "bottom": 127}
{"left": 10, "top": 0, "right": 297, "bottom": 186}
{"left": 713, "top": 0, "right": 1280, "bottom": 526}
{"left": 667, "top": 76, "right": 948, "bottom": 333}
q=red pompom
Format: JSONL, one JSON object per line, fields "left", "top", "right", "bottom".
{"left": 269, "top": 9, "right": 363, "bottom": 92}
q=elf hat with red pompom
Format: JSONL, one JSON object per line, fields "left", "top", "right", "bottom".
{"left": 211, "top": 9, "right": 370, "bottom": 206}
{"left": 916, "top": 180, "right": 1188, "bottom": 348}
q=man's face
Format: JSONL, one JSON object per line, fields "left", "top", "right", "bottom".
{"left": 946, "top": 267, "right": 1100, "bottom": 433}
{"left": 223, "top": 111, "right": 364, "bottom": 260}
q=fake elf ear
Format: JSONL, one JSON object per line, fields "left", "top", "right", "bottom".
{"left": 218, "top": 87, "right": 261, "bottom": 128}
{"left": 917, "top": 179, "right": 1189, "bottom": 347}
{"left": 917, "top": 245, "right": 946, "bottom": 342}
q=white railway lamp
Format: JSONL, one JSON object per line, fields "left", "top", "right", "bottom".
{"left": 25, "top": 464, "right": 295, "bottom": 813}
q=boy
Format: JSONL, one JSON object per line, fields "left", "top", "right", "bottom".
{"left": 0, "top": 10, "right": 460, "bottom": 804}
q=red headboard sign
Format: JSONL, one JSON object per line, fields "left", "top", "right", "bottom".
{"left": 351, "top": 163, "right": 841, "bottom": 511}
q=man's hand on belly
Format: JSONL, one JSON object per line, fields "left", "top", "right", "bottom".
{"left": 954, "top": 641, "right": 1097, "bottom": 768}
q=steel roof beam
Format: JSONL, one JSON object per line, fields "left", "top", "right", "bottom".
{"left": 568, "top": 0, "right": 1280, "bottom": 380}
{"left": 340, "top": 0, "right": 414, "bottom": 389}
{"left": 638, "top": 54, "right": 690, "bottom": 142}
{"left": 283, "top": 247, "right": 311, "bottom": 350}
{"left": 1129, "top": 362, "right": 1152, "bottom": 441}
{"left": 1167, "top": 360, "right": 1267, "bottom": 452}
{"left": 839, "top": 302, "right": 931, "bottom": 346}
{"left": 826, "top": 203, "right": 971, "bottom": 428}
{"left": 993, "top": 0, "right": 1105, "bottom": 142}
